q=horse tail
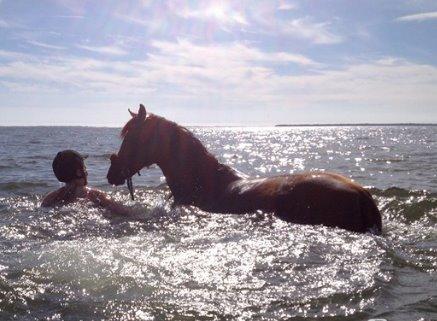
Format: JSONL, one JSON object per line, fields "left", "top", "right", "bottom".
{"left": 360, "top": 190, "right": 382, "bottom": 235}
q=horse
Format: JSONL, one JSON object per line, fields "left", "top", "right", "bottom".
{"left": 107, "top": 104, "right": 382, "bottom": 235}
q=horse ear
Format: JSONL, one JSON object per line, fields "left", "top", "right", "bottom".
{"left": 138, "top": 104, "right": 146, "bottom": 121}
{"left": 128, "top": 109, "right": 137, "bottom": 118}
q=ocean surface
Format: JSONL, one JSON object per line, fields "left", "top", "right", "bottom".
{"left": 0, "top": 125, "right": 436, "bottom": 321}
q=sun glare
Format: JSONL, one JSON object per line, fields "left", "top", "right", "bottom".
{"left": 206, "top": 4, "right": 228, "bottom": 21}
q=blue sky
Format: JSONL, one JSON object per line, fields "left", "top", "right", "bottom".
{"left": 0, "top": 0, "right": 436, "bottom": 126}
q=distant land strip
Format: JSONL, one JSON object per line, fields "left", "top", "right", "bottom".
{"left": 275, "top": 123, "right": 437, "bottom": 127}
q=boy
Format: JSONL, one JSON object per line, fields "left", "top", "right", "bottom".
{"left": 41, "top": 150, "right": 131, "bottom": 215}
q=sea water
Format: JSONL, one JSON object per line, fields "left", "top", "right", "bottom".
{"left": 0, "top": 126, "right": 436, "bottom": 320}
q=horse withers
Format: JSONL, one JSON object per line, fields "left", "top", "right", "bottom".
{"left": 107, "top": 104, "right": 382, "bottom": 235}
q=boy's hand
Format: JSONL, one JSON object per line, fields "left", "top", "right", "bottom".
{"left": 87, "top": 188, "right": 132, "bottom": 216}
{"left": 87, "top": 189, "right": 106, "bottom": 205}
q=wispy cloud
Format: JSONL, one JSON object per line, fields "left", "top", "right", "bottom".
{"left": 113, "top": 12, "right": 167, "bottom": 36}
{"left": 176, "top": 2, "right": 248, "bottom": 26}
{"left": 0, "top": 19, "right": 8, "bottom": 28}
{"left": 396, "top": 11, "right": 437, "bottom": 22}
{"left": 0, "top": 49, "right": 31, "bottom": 60}
{"left": 113, "top": 13, "right": 149, "bottom": 26}
{"left": 281, "top": 18, "right": 343, "bottom": 44}
{"left": 278, "top": 1, "right": 297, "bottom": 11}
{"left": 49, "top": 0, "right": 86, "bottom": 15}
{"left": 150, "top": 39, "right": 316, "bottom": 68}
{"left": 52, "top": 15, "right": 85, "bottom": 19}
{"left": 77, "top": 45, "right": 128, "bottom": 56}
{"left": 28, "top": 40, "right": 66, "bottom": 50}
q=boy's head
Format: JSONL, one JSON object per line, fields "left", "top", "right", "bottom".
{"left": 52, "top": 150, "right": 87, "bottom": 183}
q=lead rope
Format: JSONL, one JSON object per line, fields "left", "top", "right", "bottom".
{"left": 127, "top": 176, "right": 134, "bottom": 200}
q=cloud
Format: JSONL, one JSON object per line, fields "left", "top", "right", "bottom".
{"left": 396, "top": 11, "right": 437, "bottom": 22}
{"left": 140, "top": 47, "right": 437, "bottom": 108}
{"left": 274, "top": 58, "right": 437, "bottom": 105}
{"left": 49, "top": 0, "right": 87, "bottom": 15}
{"left": 113, "top": 12, "right": 169, "bottom": 36}
{"left": 176, "top": 2, "right": 248, "bottom": 26}
{"left": 0, "top": 40, "right": 435, "bottom": 113}
{"left": 150, "top": 39, "right": 315, "bottom": 66}
{"left": 281, "top": 18, "right": 343, "bottom": 44}
{"left": 0, "top": 19, "right": 8, "bottom": 28}
{"left": 0, "top": 57, "right": 147, "bottom": 94}
{"left": 278, "top": 1, "right": 297, "bottom": 11}
{"left": 77, "top": 45, "right": 128, "bottom": 56}
{"left": 0, "top": 39, "right": 315, "bottom": 96}
{"left": 113, "top": 13, "right": 149, "bottom": 26}
{"left": 0, "top": 49, "right": 31, "bottom": 60}
{"left": 28, "top": 40, "right": 66, "bottom": 50}
{"left": 52, "top": 15, "right": 85, "bottom": 19}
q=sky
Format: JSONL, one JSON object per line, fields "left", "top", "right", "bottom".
{"left": 0, "top": 0, "right": 436, "bottom": 126}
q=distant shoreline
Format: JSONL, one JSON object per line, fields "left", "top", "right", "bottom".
{"left": 275, "top": 123, "right": 437, "bottom": 127}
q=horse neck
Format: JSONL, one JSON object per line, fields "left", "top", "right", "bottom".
{"left": 153, "top": 123, "right": 240, "bottom": 207}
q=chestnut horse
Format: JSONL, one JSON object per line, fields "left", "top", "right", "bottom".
{"left": 107, "top": 104, "right": 382, "bottom": 235}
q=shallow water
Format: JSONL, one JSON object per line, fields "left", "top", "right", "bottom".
{"left": 0, "top": 126, "right": 436, "bottom": 320}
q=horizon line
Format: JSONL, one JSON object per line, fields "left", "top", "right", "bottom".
{"left": 1, "top": 122, "right": 437, "bottom": 128}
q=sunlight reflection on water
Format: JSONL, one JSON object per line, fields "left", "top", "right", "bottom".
{"left": 1, "top": 193, "right": 392, "bottom": 320}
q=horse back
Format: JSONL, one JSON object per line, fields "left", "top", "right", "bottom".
{"left": 225, "top": 172, "right": 381, "bottom": 234}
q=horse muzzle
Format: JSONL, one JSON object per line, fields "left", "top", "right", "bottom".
{"left": 107, "top": 154, "right": 142, "bottom": 200}
{"left": 107, "top": 154, "right": 128, "bottom": 186}
{"left": 107, "top": 173, "right": 126, "bottom": 186}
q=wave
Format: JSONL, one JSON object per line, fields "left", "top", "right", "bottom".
{"left": 370, "top": 186, "right": 437, "bottom": 198}
{"left": 0, "top": 181, "right": 50, "bottom": 191}
{"left": 0, "top": 164, "right": 17, "bottom": 170}
{"left": 85, "top": 153, "right": 113, "bottom": 160}
{"left": 369, "top": 158, "right": 405, "bottom": 164}
{"left": 367, "top": 187, "right": 436, "bottom": 225}
{"left": 17, "top": 155, "right": 51, "bottom": 160}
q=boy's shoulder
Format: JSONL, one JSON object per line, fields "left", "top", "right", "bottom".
{"left": 41, "top": 187, "right": 68, "bottom": 207}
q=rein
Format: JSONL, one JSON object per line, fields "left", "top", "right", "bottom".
{"left": 127, "top": 176, "right": 134, "bottom": 200}
{"left": 126, "top": 171, "right": 141, "bottom": 201}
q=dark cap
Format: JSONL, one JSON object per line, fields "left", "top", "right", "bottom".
{"left": 52, "top": 150, "right": 87, "bottom": 183}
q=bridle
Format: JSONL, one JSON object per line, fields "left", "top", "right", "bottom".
{"left": 118, "top": 153, "right": 142, "bottom": 201}
{"left": 113, "top": 117, "right": 161, "bottom": 201}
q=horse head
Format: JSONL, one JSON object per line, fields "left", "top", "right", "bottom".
{"left": 107, "top": 104, "right": 160, "bottom": 189}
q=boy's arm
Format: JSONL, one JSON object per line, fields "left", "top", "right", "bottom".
{"left": 88, "top": 189, "right": 132, "bottom": 216}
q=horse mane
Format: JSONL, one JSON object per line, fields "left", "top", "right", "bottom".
{"left": 155, "top": 115, "right": 215, "bottom": 162}
{"left": 120, "top": 117, "right": 141, "bottom": 138}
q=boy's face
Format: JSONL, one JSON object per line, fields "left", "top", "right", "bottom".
{"left": 75, "top": 163, "right": 88, "bottom": 185}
